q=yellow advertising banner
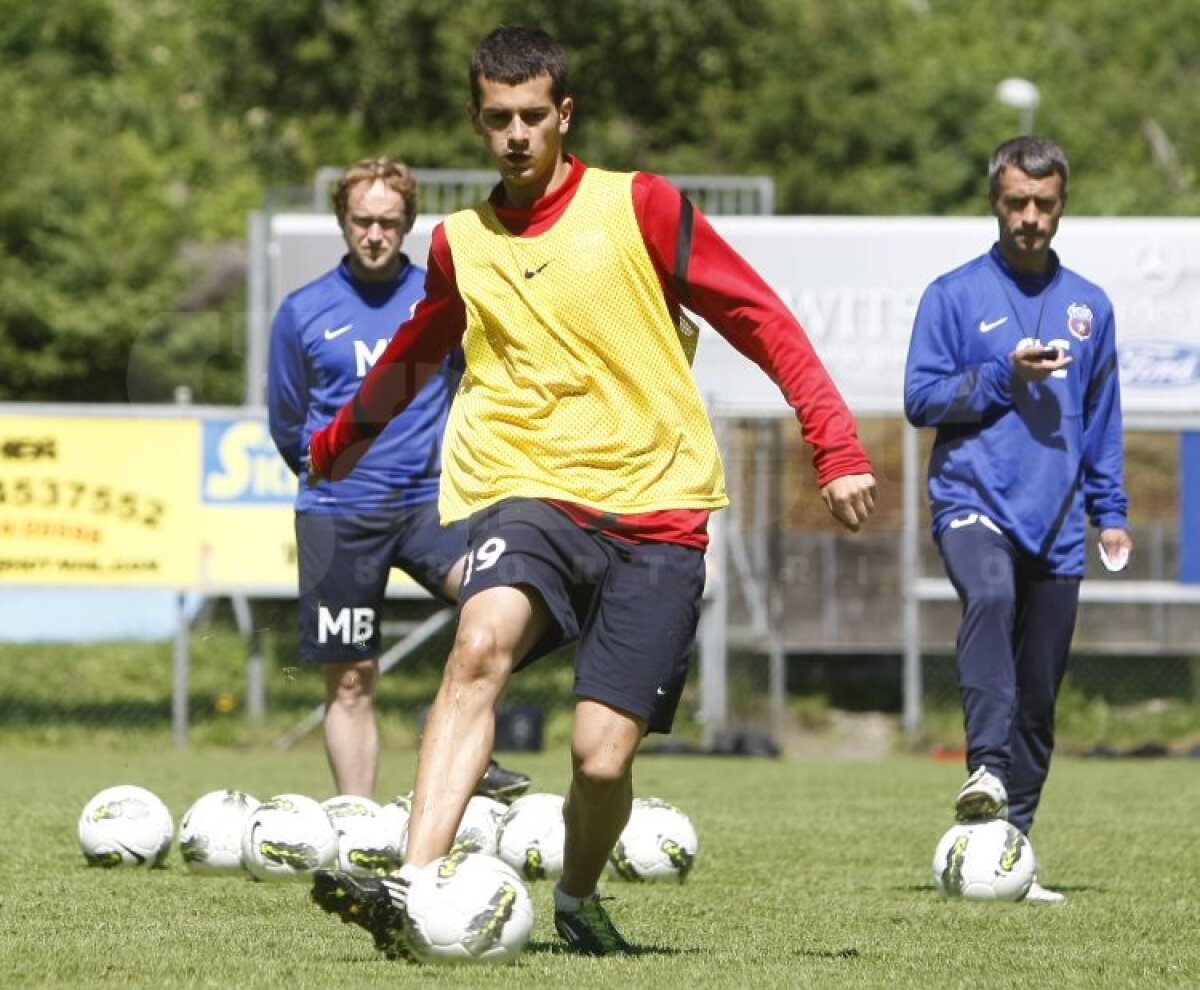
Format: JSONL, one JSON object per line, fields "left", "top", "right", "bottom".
{"left": 194, "top": 414, "right": 420, "bottom": 596}
{"left": 196, "top": 417, "right": 298, "bottom": 592}
{"left": 1, "top": 410, "right": 424, "bottom": 596}
{"left": 0, "top": 416, "right": 199, "bottom": 586}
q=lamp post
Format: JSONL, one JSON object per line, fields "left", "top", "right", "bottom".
{"left": 995, "top": 77, "right": 1040, "bottom": 135}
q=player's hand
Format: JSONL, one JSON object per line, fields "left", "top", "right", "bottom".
{"left": 1011, "top": 344, "right": 1071, "bottom": 382}
{"left": 301, "top": 449, "right": 325, "bottom": 487}
{"left": 1098, "top": 527, "right": 1133, "bottom": 571}
{"left": 821, "top": 473, "right": 877, "bottom": 533}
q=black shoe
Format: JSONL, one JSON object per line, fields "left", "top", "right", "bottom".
{"left": 311, "top": 869, "right": 411, "bottom": 960}
{"left": 475, "top": 759, "right": 531, "bottom": 803}
{"left": 554, "top": 894, "right": 632, "bottom": 956}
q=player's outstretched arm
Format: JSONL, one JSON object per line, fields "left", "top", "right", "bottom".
{"left": 820, "top": 473, "right": 877, "bottom": 533}
{"left": 308, "top": 227, "right": 467, "bottom": 482}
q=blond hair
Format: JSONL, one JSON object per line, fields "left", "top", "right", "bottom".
{"left": 332, "top": 157, "right": 418, "bottom": 231}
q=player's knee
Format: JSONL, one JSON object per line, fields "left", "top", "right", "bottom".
{"left": 571, "top": 737, "right": 636, "bottom": 788}
{"left": 324, "top": 662, "right": 377, "bottom": 707}
{"left": 964, "top": 583, "right": 1016, "bottom": 618}
{"left": 444, "top": 625, "right": 511, "bottom": 685}
{"left": 572, "top": 753, "right": 632, "bottom": 792}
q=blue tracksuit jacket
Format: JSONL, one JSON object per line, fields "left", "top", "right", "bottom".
{"left": 267, "top": 256, "right": 463, "bottom": 514}
{"left": 904, "top": 244, "right": 1128, "bottom": 576}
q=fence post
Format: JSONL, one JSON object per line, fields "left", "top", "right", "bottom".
{"left": 232, "top": 595, "right": 265, "bottom": 722}
{"left": 901, "top": 422, "right": 923, "bottom": 742}
{"left": 172, "top": 591, "right": 189, "bottom": 749}
{"left": 698, "top": 412, "right": 731, "bottom": 746}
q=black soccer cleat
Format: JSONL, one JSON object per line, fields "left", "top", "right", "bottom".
{"left": 553, "top": 894, "right": 633, "bottom": 956}
{"left": 311, "top": 870, "right": 412, "bottom": 961}
{"left": 474, "top": 759, "right": 532, "bottom": 804}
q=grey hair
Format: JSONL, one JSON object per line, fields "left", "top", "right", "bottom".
{"left": 988, "top": 136, "right": 1069, "bottom": 200}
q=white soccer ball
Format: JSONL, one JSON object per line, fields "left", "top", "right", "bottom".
{"left": 379, "top": 792, "right": 412, "bottom": 855}
{"left": 321, "top": 795, "right": 404, "bottom": 877}
{"left": 453, "top": 795, "right": 507, "bottom": 856}
{"left": 179, "top": 789, "right": 260, "bottom": 875}
{"left": 404, "top": 851, "right": 534, "bottom": 965}
{"left": 608, "top": 796, "right": 699, "bottom": 882}
{"left": 78, "top": 784, "right": 174, "bottom": 868}
{"left": 932, "top": 819, "right": 1036, "bottom": 901}
{"left": 241, "top": 793, "right": 337, "bottom": 882}
{"left": 496, "top": 792, "right": 565, "bottom": 880}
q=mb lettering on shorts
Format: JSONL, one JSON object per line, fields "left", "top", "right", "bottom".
{"left": 317, "top": 605, "right": 375, "bottom": 648}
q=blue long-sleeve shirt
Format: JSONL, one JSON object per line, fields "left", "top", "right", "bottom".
{"left": 267, "top": 256, "right": 463, "bottom": 514}
{"left": 904, "top": 244, "right": 1128, "bottom": 576}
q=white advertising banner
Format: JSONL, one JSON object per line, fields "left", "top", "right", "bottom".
{"left": 694, "top": 216, "right": 1200, "bottom": 416}
{"left": 267, "top": 214, "right": 1200, "bottom": 416}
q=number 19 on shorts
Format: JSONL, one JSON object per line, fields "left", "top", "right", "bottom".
{"left": 463, "top": 537, "right": 507, "bottom": 585}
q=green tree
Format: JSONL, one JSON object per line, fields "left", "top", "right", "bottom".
{"left": 1, "top": 0, "right": 1196, "bottom": 405}
{"left": 0, "top": 1, "right": 256, "bottom": 403}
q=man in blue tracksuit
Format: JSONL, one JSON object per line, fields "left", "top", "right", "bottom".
{"left": 904, "top": 136, "right": 1132, "bottom": 902}
{"left": 268, "top": 157, "right": 528, "bottom": 803}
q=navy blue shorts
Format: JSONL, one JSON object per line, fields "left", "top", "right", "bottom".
{"left": 459, "top": 499, "right": 705, "bottom": 734}
{"left": 296, "top": 502, "right": 466, "bottom": 663}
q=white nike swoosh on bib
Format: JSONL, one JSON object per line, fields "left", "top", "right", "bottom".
{"left": 978, "top": 317, "right": 1008, "bottom": 333}
{"left": 324, "top": 323, "right": 353, "bottom": 340}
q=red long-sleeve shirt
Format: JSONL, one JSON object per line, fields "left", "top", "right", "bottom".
{"left": 310, "top": 156, "right": 871, "bottom": 548}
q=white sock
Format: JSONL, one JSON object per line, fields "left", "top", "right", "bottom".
{"left": 553, "top": 884, "right": 593, "bottom": 913}
{"left": 381, "top": 864, "right": 421, "bottom": 909}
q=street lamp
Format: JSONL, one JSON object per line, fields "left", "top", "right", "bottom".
{"left": 995, "top": 77, "right": 1040, "bottom": 135}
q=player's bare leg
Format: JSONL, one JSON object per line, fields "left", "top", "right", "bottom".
{"left": 436, "top": 557, "right": 467, "bottom": 602}
{"left": 404, "top": 586, "right": 549, "bottom": 867}
{"left": 553, "top": 699, "right": 641, "bottom": 955}
{"left": 312, "top": 587, "right": 547, "bottom": 958}
{"left": 434, "top": 555, "right": 533, "bottom": 804}
{"left": 323, "top": 658, "right": 379, "bottom": 797}
{"left": 560, "top": 699, "right": 642, "bottom": 896}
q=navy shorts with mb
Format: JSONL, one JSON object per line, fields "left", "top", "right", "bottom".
{"left": 459, "top": 498, "right": 706, "bottom": 734}
{"left": 296, "top": 501, "right": 465, "bottom": 663}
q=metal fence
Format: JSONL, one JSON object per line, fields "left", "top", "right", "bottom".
{"left": 700, "top": 415, "right": 1200, "bottom": 755}
{"left": 311, "top": 166, "right": 775, "bottom": 217}
{"left": 1, "top": 414, "right": 1196, "bottom": 755}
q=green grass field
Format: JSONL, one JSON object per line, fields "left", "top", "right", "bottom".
{"left": 3, "top": 746, "right": 1197, "bottom": 988}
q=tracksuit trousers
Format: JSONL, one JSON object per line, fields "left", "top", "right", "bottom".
{"left": 936, "top": 518, "right": 1081, "bottom": 835}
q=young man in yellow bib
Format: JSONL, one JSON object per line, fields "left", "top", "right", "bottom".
{"left": 307, "top": 25, "right": 877, "bottom": 958}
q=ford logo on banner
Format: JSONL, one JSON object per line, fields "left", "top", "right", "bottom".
{"left": 1119, "top": 341, "right": 1200, "bottom": 388}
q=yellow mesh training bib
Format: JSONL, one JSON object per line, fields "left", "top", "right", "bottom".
{"left": 439, "top": 168, "right": 727, "bottom": 521}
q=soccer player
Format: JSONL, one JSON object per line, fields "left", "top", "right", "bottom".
{"left": 306, "top": 27, "right": 876, "bottom": 956}
{"left": 267, "top": 156, "right": 530, "bottom": 803}
{"left": 904, "top": 136, "right": 1132, "bottom": 903}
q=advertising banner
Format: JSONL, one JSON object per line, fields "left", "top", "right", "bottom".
{"left": 263, "top": 213, "right": 1200, "bottom": 416}
{"left": 0, "top": 416, "right": 199, "bottom": 585}
{"left": 690, "top": 216, "right": 1200, "bottom": 415}
{"left": 1, "top": 409, "right": 427, "bottom": 596}
{"left": 197, "top": 416, "right": 298, "bottom": 592}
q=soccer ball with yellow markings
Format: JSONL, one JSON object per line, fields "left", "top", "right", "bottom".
{"left": 932, "top": 819, "right": 1035, "bottom": 901}
{"left": 608, "top": 796, "right": 699, "bottom": 883}
{"left": 404, "top": 850, "right": 534, "bottom": 964}
{"left": 496, "top": 792, "right": 565, "bottom": 881}
{"left": 240, "top": 793, "right": 337, "bottom": 881}
{"left": 179, "top": 789, "right": 260, "bottom": 875}
{"left": 320, "top": 794, "right": 403, "bottom": 877}
{"left": 78, "top": 784, "right": 174, "bottom": 868}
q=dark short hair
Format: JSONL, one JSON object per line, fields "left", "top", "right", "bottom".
{"left": 988, "top": 136, "right": 1070, "bottom": 201}
{"left": 332, "top": 157, "right": 418, "bottom": 231}
{"left": 469, "top": 25, "right": 569, "bottom": 107}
